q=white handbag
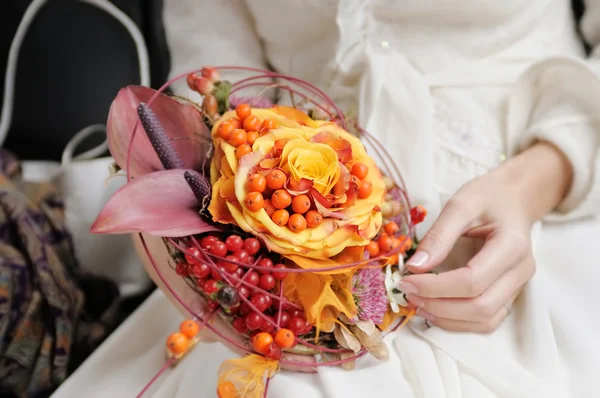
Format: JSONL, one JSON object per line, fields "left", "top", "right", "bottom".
{"left": 1, "top": 0, "right": 152, "bottom": 296}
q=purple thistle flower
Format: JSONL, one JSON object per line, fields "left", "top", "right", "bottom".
{"left": 229, "top": 95, "right": 273, "bottom": 109}
{"left": 351, "top": 267, "right": 388, "bottom": 325}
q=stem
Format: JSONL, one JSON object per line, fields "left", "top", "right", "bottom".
{"left": 136, "top": 358, "right": 175, "bottom": 398}
{"left": 139, "top": 234, "right": 253, "bottom": 355}
{"left": 168, "top": 238, "right": 302, "bottom": 310}
{"left": 295, "top": 338, "right": 351, "bottom": 354}
{"left": 264, "top": 377, "right": 271, "bottom": 398}
{"left": 230, "top": 80, "right": 333, "bottom": 117}
{"left": 216, "top": 66, "right": 346, "bottom": 129}
{"left": 276, "top": 280, "right": 284, "bottom": 328}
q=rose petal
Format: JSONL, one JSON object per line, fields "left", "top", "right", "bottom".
{"left": 310, "top": 187, "right": 337, "bottom": 208}
{"left": 285, "top": 178, "right": 313, "bottom": 195}
{"left": 259, "top": 157, "right": 280, "bottom": 169}
{"left": 311, "top": 131, "right": 353, "bottom": 163}
{"left": 108, "top": 86, "right": 210, "bottom": 177}
{"left": 332, "top": 162, "right": 351, "bottom": 197}
{"left": 314, "top": 198, "right": 346, "bottom": 221}
{"left": 91, "top": 170, "right": 218, "bottom": 237}
{"left": 273, "top": 105, "right": 321, "bottom": 128}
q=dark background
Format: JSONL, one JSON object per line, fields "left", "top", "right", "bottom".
{"left": 0, "top": 0, "right": 173, "bottom": 343}
{"left": 0, "top": 0, "right": 170, "bottom": 161}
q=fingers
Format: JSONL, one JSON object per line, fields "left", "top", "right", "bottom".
{"left": 406, "top": 197, "right": 480, "bottom": 273}
{"left": 402, "top": 229, "right": 530, "bottom": 298}
{"left": 406, "top": 256, "right": 534, "bottom": 322}
{"left": 425, "top": 301, "right": 512, "bottom": 333}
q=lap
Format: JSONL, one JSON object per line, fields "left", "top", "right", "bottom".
{"left": 53, "top": 218, "right": 600, "bottom": 398}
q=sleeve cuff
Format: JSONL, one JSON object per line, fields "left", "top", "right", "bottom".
{"left": 508, "top": 57, "right": 600, "bottom": 221}
{"left": 518, "top": 121, "right": 600, "bottom": 221}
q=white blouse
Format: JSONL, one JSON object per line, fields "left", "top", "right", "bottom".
{"left": 164, "top": 0, "right": 600, "bottom": 231}
{"left": 47, "top": 3, "right": 600, "bottom": 397}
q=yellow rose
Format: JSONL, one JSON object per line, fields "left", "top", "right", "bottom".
{"left": 208, "top": 107, "right": 385, "bottom": 262}
{"left": 280, "top": 138, "right": 340, "bottom": 195}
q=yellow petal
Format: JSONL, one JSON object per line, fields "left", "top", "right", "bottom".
{"left": 208, "top": 176, "right": 235, "bottom": 224}
{"left": 217, "top": 355, "right": 278, "bottom": 398}
{"left": 283, "top": 272, "right": 357, "bottom": 336}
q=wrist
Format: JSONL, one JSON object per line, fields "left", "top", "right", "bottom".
{"left": 497, "top": 141, "right": 573, "bottom": 222}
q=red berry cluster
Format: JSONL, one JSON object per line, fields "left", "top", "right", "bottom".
{"left": 174, "top": 233, "right": 314, "bottom": 359}
{"left": 410, "top": 205, "right": 427, "bottom": 225}
{"left": 176, "top": 234, "right": 263, "bottom": 295}
{"left": 187, "top": 66, "right": 220, "bottom": 96}
{"left": 186, "top": 66, "right": 221, "bottom": 119}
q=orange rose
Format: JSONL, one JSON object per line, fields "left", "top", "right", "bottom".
{"left": 208, "top": 107, "right": 385, "bottom": 262}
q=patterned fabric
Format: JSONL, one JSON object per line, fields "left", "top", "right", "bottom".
{"left": 0, "top": 150, "right": 120, "bottom": 398}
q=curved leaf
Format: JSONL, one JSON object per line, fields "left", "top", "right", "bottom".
{"left": 107, "top": 86, "right": 210, "bottom": 177}
{"left": 334, "top": 324, "right": 361, "bottom": 353}
{"left": 91, "top": 170, "right": 218, "bottom": 237}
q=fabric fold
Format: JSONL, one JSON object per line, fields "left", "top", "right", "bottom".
{"left": 359, "top": 50, "right": 440, "bottom": 234}
{"left": 507, "top": 57, "right": 600, "bottom": 221}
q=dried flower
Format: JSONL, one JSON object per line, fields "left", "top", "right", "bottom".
{"left": 351, "top": 267, "right": 388, "bottom": 324}
{"left": 229, "top": 95, "right": 273, "bottom": 109}
{"left": 385, "top": 263, "right": 407, "bottom": 313}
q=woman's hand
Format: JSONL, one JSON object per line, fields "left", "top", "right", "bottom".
{"left": 400, "top": 141, "right": 573, "bottom": 332}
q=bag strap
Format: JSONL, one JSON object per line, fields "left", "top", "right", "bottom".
{"left": 0, "top": 0, "right": 151, "bottom": 160}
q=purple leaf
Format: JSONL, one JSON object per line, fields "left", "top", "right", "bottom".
{"left": 107, "top": 86, "right": 210, "bottom": 177}
{"left": 91, "top": 170, "right": 219, "bottom": 237}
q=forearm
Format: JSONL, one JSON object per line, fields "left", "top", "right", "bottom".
{"left": 495, "top": 140, "right": 573, "bottom": 223}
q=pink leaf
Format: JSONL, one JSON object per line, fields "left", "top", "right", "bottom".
{"left": 91, "top": 170, "right": 219, "bottom": 237}
{"left": 107, "top": 86, "right": 210, "bottom": 177}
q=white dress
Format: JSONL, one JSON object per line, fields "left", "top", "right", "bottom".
{"left": 53, "top": 1, "right": 600, "bottom": 397}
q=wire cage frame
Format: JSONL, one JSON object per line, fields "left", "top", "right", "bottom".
{"left": 127, "top": 66, "right": 417, "bottom": 388}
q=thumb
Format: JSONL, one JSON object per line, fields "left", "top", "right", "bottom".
{"left": 406, "top": 200, "right": 476, "bottom": 273}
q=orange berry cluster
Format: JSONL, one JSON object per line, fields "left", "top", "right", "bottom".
{"left": 217, "top": 104, "right": 277, "bottom": 160}
{"left": 365, "top": 221, "right": 412, "bottom": 257}
{"left": 165, "top": 319, "right": 201, "bottom": 357}
{"left": 224, "top": 103, "right": 376, "bottom": 234}
{"left": 251, "top": 327, "right": 296, "bottom": 360}
{"left": 217, "top": 381, "right": 239, "bottom": 398}
{"left": 247, "top": 161, "right": 373, "bottom": 234}
{"left": 245, "top": 173, "right": 325, "bottom": 233}
{"left": 348, "top": 162, "right": 373, "bottom": 199}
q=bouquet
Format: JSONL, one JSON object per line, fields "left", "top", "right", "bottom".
{"left": 92, "top": 66, "right": 427, "bottom": 397}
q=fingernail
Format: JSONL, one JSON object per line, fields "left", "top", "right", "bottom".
{"left": 398, "top": 282, "right": 418, "bottom": 294}
{"left": 417, "top": 308, "right": 436, "bottom": 321}
{"left": 406, "top": 294, "right": 424, "bottom": 307}
{"left": 406, "top": 251, "right": 429, "bottom": 267}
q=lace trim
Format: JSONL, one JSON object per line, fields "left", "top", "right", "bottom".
{"left": 433, "top": 98, "right": 506, "bottom": 169}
